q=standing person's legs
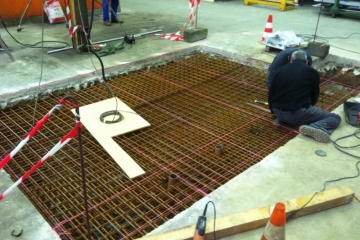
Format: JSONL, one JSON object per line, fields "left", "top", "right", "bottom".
{"left": 110, "top": 0, "right": 119, "bottom": 21}
{"left": 102, "top": 0, "right": 110, "bottom": 21}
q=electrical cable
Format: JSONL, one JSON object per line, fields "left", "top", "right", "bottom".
{"left": 332, "top": 129, "right": 360, "bottom": 158}
{"left": 288, "top": 127, "right": 360, "bottom": 221}
{"left": 196, "top": 201, "right": 217, "bottom": 240}
{"left": 313, "top": 0, "right": 323, "bottom": 42}
{"left": 207, "top": 201, "right": 217, "bottom": 240}
{"left": 300, "top": 2, "right": 360, "bottom": 55}
{"left": 298, "top": 33, "right": 360, "bottom": 55}
{"left": 74, "top": 0, "right": 127, "bottom": 124}
{"left": 300, "top": 32, "right": 360, "bottom": 40}
{"left": 31, "top": 0, "right": 46, "bottom": 127}
{"left": 17, "top": 0, "right": 33, "bottom": 32}
{"left": 0, "top": 2, "right": 46, "bottom": 161}
{"left": 0, "top": 16, "right": 68, "bottom": 49}
{"left": 99, "top": 110, "right": 123, "bottom": 123}
{"left": 88, "top": 48, "right": 121, "bottom": 123}
{"left": 328, "top": 45, "right": 360, "bottom": 55}
{"left": 87, "top": 0, "right": 95, "bottom": 40}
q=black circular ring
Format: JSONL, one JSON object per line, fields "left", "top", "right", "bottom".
{"left": 99, "top": 110, "right": 123, "bottom": 124}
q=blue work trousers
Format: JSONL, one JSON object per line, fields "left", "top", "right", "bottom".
{"left": 102, "top": 0, "right": 119, "bottom": 21}
{"left": 273, "top": 105, "right": 341, "bottom": 135}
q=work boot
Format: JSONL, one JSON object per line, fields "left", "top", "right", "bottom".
{"left": 111, "top": 19, "right": 124, "bottom": 24}
{"left": 299, "top": 125, "right": 330, "bottom": 143}
{"left": 103, "top": 21, "right": 112, "bottom": 26}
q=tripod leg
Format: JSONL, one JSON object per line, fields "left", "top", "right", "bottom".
{"left": 0, "top": 35, "right": 15, "bottom": 62}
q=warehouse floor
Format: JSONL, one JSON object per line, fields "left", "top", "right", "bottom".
{"left": 1, "top": 0, "right": 360, "bottom": 239}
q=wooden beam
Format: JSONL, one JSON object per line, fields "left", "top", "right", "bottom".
{"left": 137, "top": 186, "right": 354, "bottom": 240}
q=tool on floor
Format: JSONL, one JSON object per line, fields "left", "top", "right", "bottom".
{"left": 315, "top": 150, "right": 327, "bottom": 157}
{"left": 96, "top": 42, "right": 126, "bottom": 57}
{"left": 246, "top": 102, "right": 271, "bottom": 113}
{"left": 124, "top": 34, "right": 136, "bottom": 44}
{"left": 193, "top": 203, "right": 208, "bottom": 240}
{"left": 254, "top": 100, "right": 268, "bottom": 105}
{"left": 249, "top": 125, "right": 260, "bottom": 136}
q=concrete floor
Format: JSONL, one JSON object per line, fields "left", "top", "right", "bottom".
{"left": 1, "top": 0, "right": 360, "bottom": 239}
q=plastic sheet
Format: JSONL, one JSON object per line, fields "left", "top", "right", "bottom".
{"left": 265, "top": 31, "right": 303, "bottom": 50}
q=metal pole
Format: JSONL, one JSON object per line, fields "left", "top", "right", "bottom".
{"left": 92, "top": 29, "right": 162, "bottom": 44}
{"left": 0, "top": 35, "right": 15, "bottom": 62}
{"left": 195, "top": 0, "right": 198, "bottom": 29}
{"left": 47, "top": 29, "right": 162, "bottom": 54}
{"left": 71, "top": 0, "right": 90, "bottom": 52}
{"left": 62, "top": 95, "right": 92, "bottom": 239}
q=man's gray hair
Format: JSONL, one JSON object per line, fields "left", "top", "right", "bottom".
{"left": 291, "top": 50, "right": 307, "bottom": 62}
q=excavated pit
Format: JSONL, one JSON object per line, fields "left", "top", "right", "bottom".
{"left": 1, "top": 52, "right": 359, "bottom": 239}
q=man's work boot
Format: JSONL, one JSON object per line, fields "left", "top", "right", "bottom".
{"left": 111, "top": 19, "right": 124, "bottom": 24}
{"left": 103, "top": 21, "right": 112, "bottom": 26}
{"left": 299, "top": 125, "right": 330, "bottom": 143}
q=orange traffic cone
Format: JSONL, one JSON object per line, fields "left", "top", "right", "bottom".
{"left": 261, "top": 202, "right": 286, "bottom": 240}
{"left": 260, "top": 14, "right": 273, "bottom": 44}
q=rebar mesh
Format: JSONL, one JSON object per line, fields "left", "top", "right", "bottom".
{"left": 1, "top": 53, "right": 359, "bottom": 239}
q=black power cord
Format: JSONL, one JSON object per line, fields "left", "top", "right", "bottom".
{"left": 0, "top": 16, "right": 68, "bottom": 49}
{"left": 195, "top": 201, "right": 217, "bottom": 240}
{"left": 297, "top": 33, "right": 360, "bottom": 55}
{"left": 207, "top": 201, "right": 217, "bottom": 240}
{"left": 73, "top": 0, "right": 123, "bottom": 124}
{"left": 288, "top": 127, "right": 360, "bottom": 220}
{"left": 99, "top": 110, "right": 123, "bottom": 124}
{"left": 88, "top": 48, "right": 120, "bottom": 123}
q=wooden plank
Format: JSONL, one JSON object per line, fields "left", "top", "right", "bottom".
{"left": 72, "top": 97, "right": 150, "bottom": 179}
{"left": 137, "top": 186, "right": 354, "bottom": 240}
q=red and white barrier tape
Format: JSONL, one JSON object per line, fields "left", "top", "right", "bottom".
{"left": 0, "top": 122, "right": 81, "bottom": 201}
{"left": 152, "top": 33, "right": 184, "bottom": 41}
{"left": 0, "top": 104, "right": 62, "bottom": 170}
{"left": 65, "top": 0, "right": 81, "bottom": 37}
{"left": 186, "top": 0, "right": 201, "bottom": 29}
{"left": 153, "top": 0, "right": 201, "bottom": 41}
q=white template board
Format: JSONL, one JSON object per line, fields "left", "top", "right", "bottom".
{"left": 72, "top": 97, "right": 150, "bottom": 179}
